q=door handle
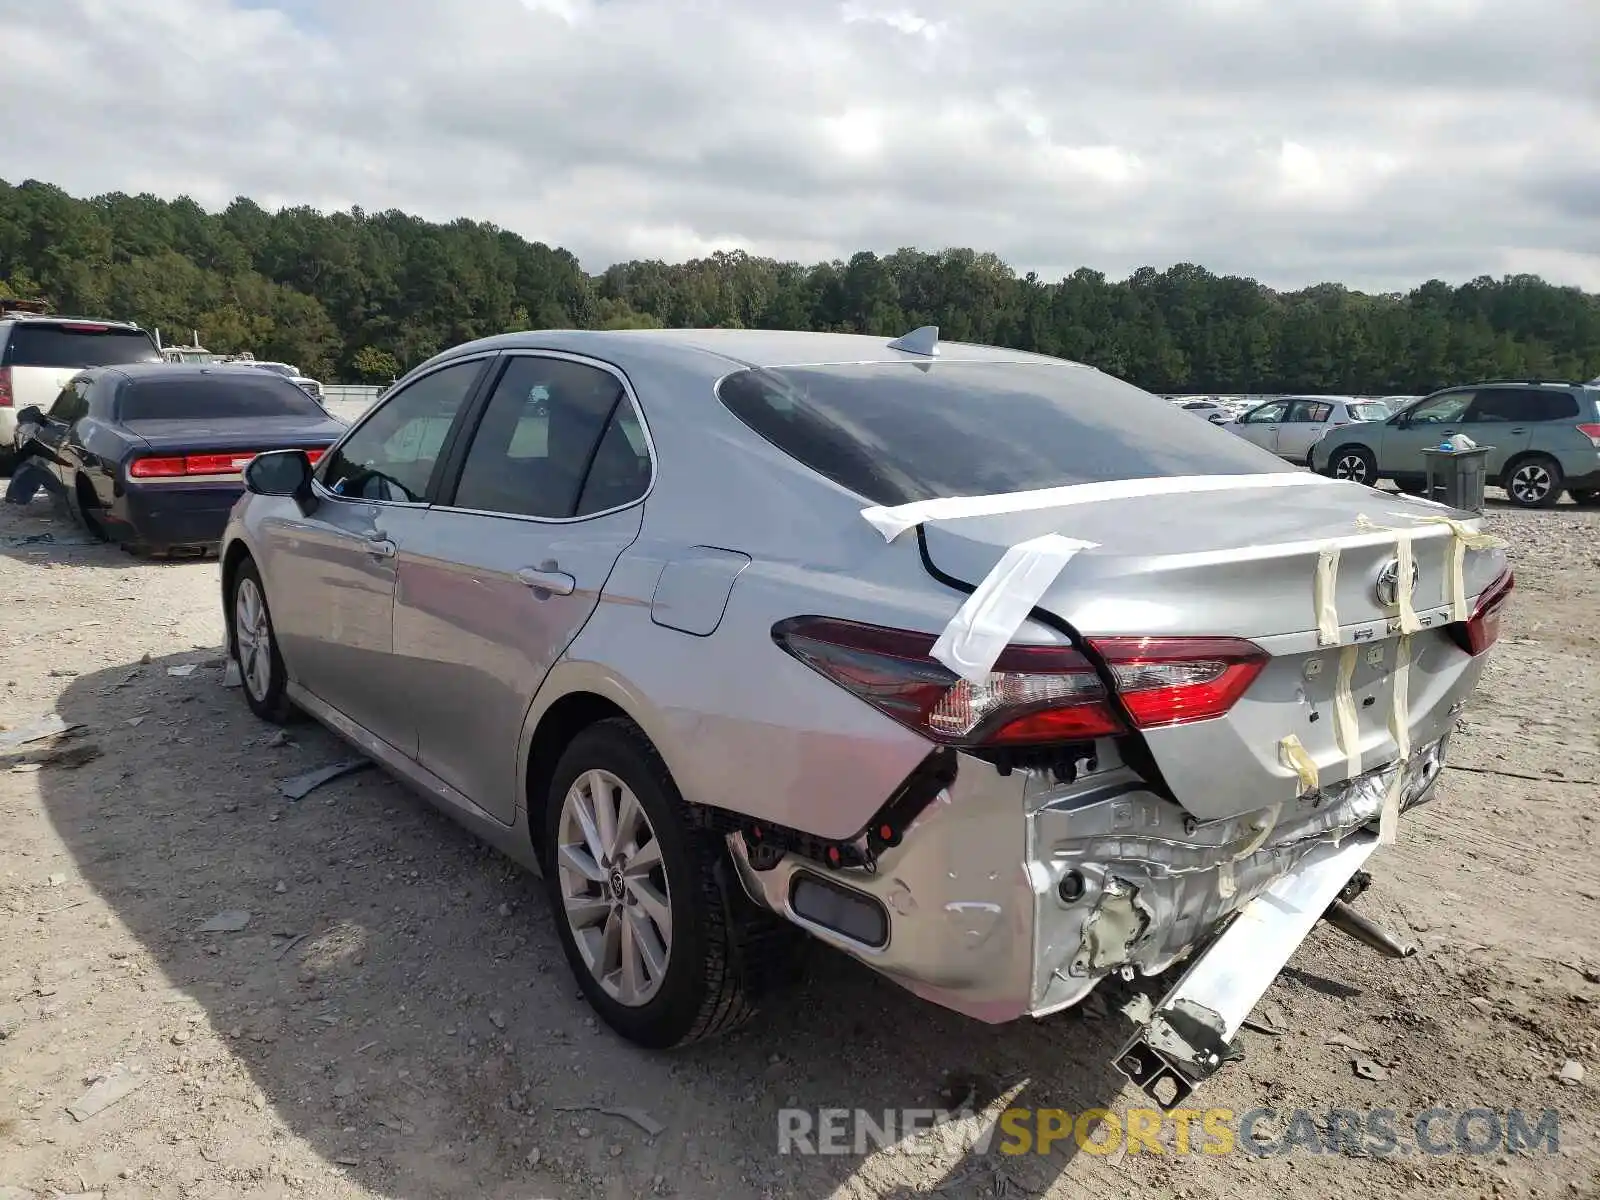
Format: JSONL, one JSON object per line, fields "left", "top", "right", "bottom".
{"left": 365, "top": 537, "right": 397, "bottom": 559}
{"left": 517, "top": 567, "right": 576, "bottom": 596}
{"left": 1508, "top": 428, "right": 1526, "bottom": 434}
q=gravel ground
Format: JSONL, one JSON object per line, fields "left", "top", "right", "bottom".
{"left": 0, "top": 488, "right": 1596, "bottom": 1200}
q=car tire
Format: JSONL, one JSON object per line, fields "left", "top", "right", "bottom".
{"left": 0, "top": 448, "right": 15, "bottom": 478}
{"left": 230, "top": 557, "right": 297, "bottom": 724}
{"left": 542, "top": 717, "right": 796, "bottom": 1049}
{"left": 1569, "top": 489, "right": 1600, "bottom": 507}
{"left": 1503, "top": 455, "right": 1563, "bottom": 509}
{"left": 1395, "top": 477, "right": 1428, "bottom": 496}
{"left": 1329, "top": 446, "right": 1378, "bottom": 487}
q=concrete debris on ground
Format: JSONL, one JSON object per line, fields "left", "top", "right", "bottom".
{"left": 196, "top": 909, "right": 251, "bottom": 933}
{"left": 66, "top": 1067, "right": 147, "bottom": 1122}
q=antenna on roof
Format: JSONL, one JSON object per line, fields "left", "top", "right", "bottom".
{"left": 887, "top": 325, "right": 939, "bottom": 357}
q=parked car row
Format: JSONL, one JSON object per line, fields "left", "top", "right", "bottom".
{"left": 2, "top": 312, "right": 328, "bottom": 479}
{"left": 1220, "top": 382, "right": 1600, "bottom": 508}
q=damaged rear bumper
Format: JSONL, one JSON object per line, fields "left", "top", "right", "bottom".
{"left": 728, "top": 732, "right": 1449, "bottom": 1082}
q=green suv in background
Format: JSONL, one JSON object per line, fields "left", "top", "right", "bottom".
{"left": 1308, "top": 380, "right": 1600, "bottom": 508}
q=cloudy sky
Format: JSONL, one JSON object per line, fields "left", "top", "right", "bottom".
{"left": 2, "top": 0, "right": 1597, "bottom": 291}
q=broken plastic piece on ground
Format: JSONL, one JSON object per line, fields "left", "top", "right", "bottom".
{"left": 0, "top": 714, "right": 81, "bottom": 752}
{"left": 278, "top": 758, "right": 372, "bottom": 801}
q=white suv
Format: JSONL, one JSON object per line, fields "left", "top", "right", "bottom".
{"left": 1, "top": 316, "right": 161, "bottom": 471}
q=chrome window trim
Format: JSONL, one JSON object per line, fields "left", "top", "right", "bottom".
{"left": 427, "top": 348, "right": 659, "bottom": 526}
{"left": 311, "top": 351, "right": 501, "bottom": 511}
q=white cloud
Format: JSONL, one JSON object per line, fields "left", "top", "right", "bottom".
{"left": 0, "top": 0, "right": 1596, "bottom": 291}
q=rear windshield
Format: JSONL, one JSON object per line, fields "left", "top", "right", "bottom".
{"left": 715, "top": 361, "right": 1294, "bottom": 507}
{"left": 4, "top": 324, "right": 160, "bottom": 368}
{"left": 116, "top": 374, "right": 327, "bottom": 422}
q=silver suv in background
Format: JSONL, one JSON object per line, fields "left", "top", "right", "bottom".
{"left": 1227, "top": 396, "right": 1392, "bottom": 464}
{"left": 1309, "top": 381, "right": 1600, "bottom": 507}
{"left": 1, "top": 315, "right": 161, "bottom": 471}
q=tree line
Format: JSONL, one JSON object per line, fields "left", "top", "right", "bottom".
{"left": 2, "top": 178, "right": 1596, "bottom": 393}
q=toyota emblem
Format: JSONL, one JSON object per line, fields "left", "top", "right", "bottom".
{"left": 1374, "top": 558, "right": 1419, "bottom": 607}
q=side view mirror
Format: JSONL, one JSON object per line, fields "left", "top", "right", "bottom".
{"left": 244, "top": 449, "right": 317, "bottom": 515}
{"left": 15, "top": 405, "right": 43, "bottom": 425}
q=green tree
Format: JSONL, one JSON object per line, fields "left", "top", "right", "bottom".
{"left": 0, "top": 175, "right": 1595, "bottom": 390}
{"left": 350, "top": 346, "right": 401, "bottom": 382}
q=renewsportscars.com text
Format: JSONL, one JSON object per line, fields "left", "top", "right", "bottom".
{"left": 777, "top": 1106, "right": 1562, "bottom": 1158}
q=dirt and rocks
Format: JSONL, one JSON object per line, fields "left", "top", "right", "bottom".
{"left": 0, "top": 489, "right": 1596, "bottom": 1200}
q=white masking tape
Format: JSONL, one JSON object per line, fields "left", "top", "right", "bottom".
{"left": 860, "top": 472, "right": 1338, "bottom": 542}
{"left": 1314, "top": 544, "right": 1341, "bottom": 647}
{"left": 1394, "top": 529, "right": 1420, "bottom": 634}
{"left": 1388, "top": 512, "right": 1508, "bottom": 623}
{"left": 1389, "top": 634, "right": 1412, "bottom": 762}
{"left": 1279, "top": 734, "right": 1320, "bottom": 793}
{"left": 1378, "top": 634, "right": 1412, "bottom": 848}
{"left": 930, "top": 533, "right": 1098, "bottom": 683}
{"left": 1334, "top": 645, "right": 1361, "bottom": 780}
{"left": 1218, "top": 861, "right": 1236, "bottom": 899}
{"left": 1378, "top": 773, "right": 1402, "bottom": 847}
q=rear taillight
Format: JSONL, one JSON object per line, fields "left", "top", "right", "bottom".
{"left": 1577, "top": 423, "right": 1600, "bottom": 448}
{"left": 1088, "top": 637, "right": 1269, "bottom": 728}
{"left": 127, "top": 456, "right": 186, "bottom": 478}
{"left": 1447, "top": 570, "right": 1514, "bottom": 656}
{"left": 128, "top": 448, "right": 323, "bottom": 478}
{"left": 0, "top": 366, "right": 11, "bottom": 407}
{"left": 773, "top": 618, "right": 1268, "bottom": 748}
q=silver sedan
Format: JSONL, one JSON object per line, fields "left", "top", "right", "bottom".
{"left": 219, "top": 328, "right": 1510, "bottom": 1103}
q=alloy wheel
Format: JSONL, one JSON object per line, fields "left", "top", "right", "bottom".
{"left": 1334, "top": 453, "right": 1371, "bottom": 484}
{"left": 233, "top": 577, "right": 273, "bottom": 703}
{"left": 1509, "top": 462, "right": 1553, "bottom": 506}
{"left": 555, "top": 768, "right": 673, "bottom": 1007}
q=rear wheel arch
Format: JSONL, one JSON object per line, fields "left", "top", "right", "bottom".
{"left": 524, "top": 691, "right": 634, "bottom": 865}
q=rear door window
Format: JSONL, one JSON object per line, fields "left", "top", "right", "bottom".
{"left": 715, "top": 361, "right": 1293, "bottom": 507}
{"left": 3, "top": 324, "right": 160, "bottom": 368}
{"left": 116, "top": 374, "right": 327, "bottom": 421}
{"left": 1286, "top": 400, "right": 1333, "bottom": 422}
{"left": 449, "top": 355, "right": 648, "bottom": 519}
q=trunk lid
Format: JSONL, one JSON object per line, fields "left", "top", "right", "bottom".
{"left": 918, "top": 479, "right": 1509, "bottom": 820}
{"left": 123, "top": 414, "right": 346, "bottom": 455}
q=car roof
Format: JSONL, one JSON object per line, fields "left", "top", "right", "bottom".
{"left": 432, "top": 327, "right": 1085, "bottom": 374}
